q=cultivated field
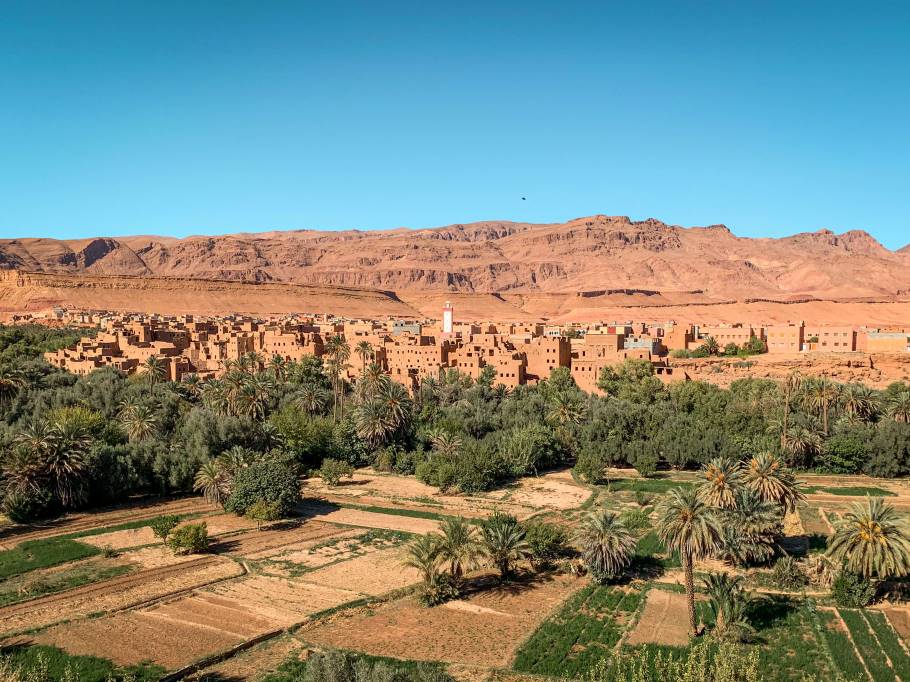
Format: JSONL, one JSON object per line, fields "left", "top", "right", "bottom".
{"left": 5, "top": 467, "right": 910, "bottom": 681}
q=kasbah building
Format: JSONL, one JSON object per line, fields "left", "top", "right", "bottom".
{"left": 34, "top": 300, "right": 910, "bottom": 392}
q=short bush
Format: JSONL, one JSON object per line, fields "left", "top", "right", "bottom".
{"left": 831, "top": 569, "right": 876, "bottom": 607}
{"left": 149, "top": 515, "right": 180, "bottom": 544}
{"left": 225, "top": 461, "right": 300, "bottom": 517}
{"left": 768, "top": 556, "right": 808, "bottom": 591}
{"left": 318, "top": 458, "right": 354, "bottom": 487}
{"left": 524, "top": 520, "right": 568, "bottom": 568}
{"left": 168, "top": 522, "right": 209, "bottom": 555}
{"left": 245, "top": 499, "right": 282, "bottom": 530}
{"left": 2, "top": 488, "right": 59, "bottom": 524}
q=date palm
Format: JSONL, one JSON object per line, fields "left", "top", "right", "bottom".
{"left": 0, "top": 366, "right": 25, "bottom": 410}
{"left": 546, "top": 391, "right": 586, "bottom": 429}
{"left": 143, "top": 356, "right": 167, "bottom": 387}
{"left": 779, "top": 371, "right": 803, "bottom": 448}
{"left": 480, "top": 511, "right": 531, "bottom": 581}
{"left": 718, "top": 488, "right": 782, "bottom": 566}
{"left": 577, "top": 509, "right": 637, "bottom": 583}
{"left": 697, "top": 457, "right": 743, "bottom": 510}
{"left": 804, "top": 377, "right": 839, "bottom": 435}
{"left": 193, "top": 460, "right": 229, "bottom": 505}
{"left": 294, "top": 383, "right": 329, "bottom": 415}
{"left": 355, "top": 363, "right": 389, "bottom": 405}
{"left": 887, "top": 390, "right": 910, "bottom": 424}
{"left": 119, "top": 403, "right": 158, "bottom": 442}
{"left": 355, "top": 340, "right": 373, "bottom": 370}
{"left": 403, "top": 533, "right": 442, "bottom": 587}
{"left": 429, "top": 431, "right": 462, "bottom": 460}
{"left": 840, "top": 384, "right": 878, "bottom": 422}
{"left": 781, "top": 425, "right": 821, "bottom": 467}
{"left": 437, "top": 516, "right": 480, "bottom": 586}
{"left": 703, "top": 572, "right": 753, "bottom": 642}
{"left": 827, "top": 497, "right": 910, "bottom": 579}
{"left": 0, "top": 447, "right": 45, "bottom": 496}
{"left": 268, "top": 354, "right": 289, "bottom": 381}
{"left": 742, "top": 451, "right": 804, "bottom": 513}
{"left": 657, "top": 487, "right": 723, "bottom": 636}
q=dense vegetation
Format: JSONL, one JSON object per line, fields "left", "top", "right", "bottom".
{"left": 2, "top": 324, "right": 910, "bottom": 523}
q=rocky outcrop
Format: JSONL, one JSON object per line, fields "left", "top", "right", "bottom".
{"left": 1, "top": 214, "right": 907, "bottom": 300}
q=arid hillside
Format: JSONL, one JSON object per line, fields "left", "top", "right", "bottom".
{"left": 3, "top": 215, "right": 910, "bottom": 299}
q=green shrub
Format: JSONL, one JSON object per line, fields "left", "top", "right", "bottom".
{"left": 524, "top": 520, "right": 568, "bottom": 567}
{"left": 767, "top": 556, "right": 808, "bottom": 591}
{"left": 225, "top": 461, "right": 300, "bottom": 516}
{"left": 318, "top": 458, "right": 354, "bottom": 486}
{"left": 2, "top": 488, "right": 59, "bottom": 524}
{"left": 168, "top": 522, "right": 209, "bottom": 555}
{"left": 573, "top": 450, "right": 606, "bottom": 484}
{"left": 245, "top": 500, "right": 282, "bottom": 530}
{"left": 831, "top": 569, "right": 876, "bottom": 607}
{"left": 149, "top": 515, "right": 180, "bottom": 544}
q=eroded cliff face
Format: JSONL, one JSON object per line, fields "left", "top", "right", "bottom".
{"left": 2, "top": 215, "right": 908, "bottom": 299}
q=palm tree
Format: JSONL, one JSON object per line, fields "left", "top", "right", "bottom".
{"left": 355, "top": 363, "right": 389, "bottom": 404}
{"left": 779, "top": 371, "right": 803, "bottom": 448}
{"left": 718, "top": 488, "right": 783, "bottom": 566}
{"left": 354, "top": 400, "right": 392, "bottom": 448}
{"left": 181, "top": 373, "right": 203, "bottom": 400}
{"left": 841, "top": 384, "right": 878, "bottom": 422}
{"left": 887, "top": 390, "right": 910, "bottom": 424}
{"left": 294, "top": 383, "right": 329, "bottom": 415}
{"left": 697, "top": 457, "right": 743, "bottom": 509}
{"left": 437, "top": 517, "right": 480, "bottom": 586}
{"left": 0, "top": 366, "right": 25, "bottom": 410}
{"left": 119, "top": 403, "right": 158, "bottom": 442}
{"left": 703, "top": 572, "right": 753, "bottom": 642}
{"left": 143, "top": 356, "right": 167, "bottom": 387}
{"left": 0, "top": 447, "right": 45, "bottom": 496}
{"left": 701, "top": 336, "right": 720, "bottom": 356}
{"left": 804, "top": 377, "right": 839, "bottom": 435}
{"left": 827, "top": 497, "right": 910, "bottom": 579}
{"left": 742, "top": 452, "right": 804, "bottom": 513}
{"left": 268, "top": 354, "right": 289, "bottom": 381}
{"left": 577, "top": 509, "right": 637, "bottom": 583}
{"left": 430, "top": 431, "right": 462, "bottom": 460}
{"left": 480, "top": 511, "right": 531, "bottom": 581}
{"left": 656, "top": 487, "right": 723, "bottom": 636}
{"left": 378, "top": 381, "right": 411, "bottom": 431}
{"left": 355, "top": 340, "right": 373, "bottom": 370}
{"left": 403, "top": 533, "right": 442, "bottom": 588}
{"left": 193, "top": 460, "right": 229, "bottom": 505}
{"left": 781, "top": 425, "right": 821, "bottom": 467}
{"left": 546, "top": 391, "right": 586, "bottom": 430}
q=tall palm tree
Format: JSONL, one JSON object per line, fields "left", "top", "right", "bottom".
{"left": 697, "top": 457, "right": 743, "bottom": 509}
{"left": 804, "top": 377, "right": 839, "bottom": 435}
{"left": 779, "top": 371, "right": 803, "bottom": 448}
{"left": 742, "top": 452, "right": 804, "bottom": 513}
{"left": 656, "top": 487, "right": 723, "bottom": 636}
{"left": 403, "top": 533, "right": 442, "bottom": 588}
{"left": 577, "top": 509, "right": 637, "bottom": 583}
{"left": 193, "top": 460, "right": 229, "bottom": 505}
{"left": 181, "top": 373, "right": 203, "bottom": 400}
{"left": 437, "top": 516, "right": 480, "bottom": 586}
{"left": 480, "top": 511, "right": 531, "bottom": 581}
{"left": 827, "top": 497, "right": 910, "bottom": 579}
{"left": 781, "top": 425, "right": 822, "bottom": 467}
{"left": 841, "top": 384, "right": 878, "bottom": 422}
{"left": 355, "top": 363, "right": 389, "bottom": 405}
{"left": 143, "top": 356, "right": 167, "bottom": 387}
{"left": 0, "top": 366, "right": 25, "bottom": 410}
{"left": 887, "top": 390, "right": 910, "bottom": 424}
{"left": 355, "top": 340, "right": 373, "bottom": 370}
{"left": 119, "top": 403, "right": 158, "bottom": 442}
{"left": 546, "top": 391, "right": 586, "bottom": 430}
{"left": 294, "top": 383, "right": 329, "bottom": 415}
{"left": 268, "top": 354, "right": 289, "bottom": 381}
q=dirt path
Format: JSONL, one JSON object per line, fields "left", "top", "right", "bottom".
{"left": 625, "top": 588, "right": 690, "bottom": 646}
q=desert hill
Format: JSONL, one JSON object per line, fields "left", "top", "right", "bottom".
{"left": 3, "top": 215, "right": 909, "bottom": 300}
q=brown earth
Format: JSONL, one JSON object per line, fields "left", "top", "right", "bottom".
{"left": 4, "top": 215, "right": 910, "bottom": 323}
{"left": 625, "top": 588, "right": 691, "bottom": 646}
{"left": 301, "top": 572, "right": 584, "bottom": 668}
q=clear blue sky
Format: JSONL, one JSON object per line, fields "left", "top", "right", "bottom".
{"left": 2, "top": 1, "right": 908, "bottom": 248}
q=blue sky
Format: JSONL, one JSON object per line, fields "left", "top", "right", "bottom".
{"left": 1, "top": 1, "right": 908, "bottom": 248}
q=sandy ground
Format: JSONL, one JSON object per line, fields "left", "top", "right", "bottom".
{"left": 883, "top": 608, "right": 910, "bottom": 641}
{"left": 304, "top": 468, "right": 592, "bottom": 522}
{"left": 301, "top": 506, "right": 442, "bottom": 535}
{"left": 625, "top": 588, "right": 690, "bottom": 646}
{"left": 302, "top": 547, "right": 420, "bottom": 596}
{"left": 80, "top": 512, "right": 260, "bottom": 551}
{"left": 187, "top": 635, "right": 306, "bottom": 681}
{"left": 302, "top": 573, "right": 584, "bottom": 668}
{"left": 0, "top": 555, "right": 242, "bottom": 636}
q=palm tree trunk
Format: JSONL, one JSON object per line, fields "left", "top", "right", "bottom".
{"left": 823, "top": 402, "right": 829, "bottom": 436}
{"left": 782, "top": 397, "right": 789, "bottom": 448}
{"left": 683, "top": 552, "right": 697, "bottom": 636}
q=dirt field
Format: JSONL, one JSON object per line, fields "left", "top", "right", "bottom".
{"left": 301, "top": 506, "right": 442, "bottom": 535}
{"left": 0, "top": 497, "right": 214, "bottom": 550}
{"left": 883, "top": 608, "right": 910, "bottom": 641}
{"left": 0, "top": 555, "right": 242, "bottom": 636}
{"left": 302, "top": 573, "right": 584, "bottom": 668}
{"left": 625, "top": 588, "right": 690, "bottom": 646}
{"left": 302, "top": 546, "right": 420, "bottom": 596}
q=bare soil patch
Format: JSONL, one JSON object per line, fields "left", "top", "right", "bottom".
{"left": 884, "top": 608, "right": 910, "bottom": 642}
{"left": 212, "top": 521, "right": 349, "bottom": 558}
{"left": 187, "top": 635, "right": 305, "bottom": 681}
{"left": 484, "top": 471, "right": 590, "bottom": 515}
{"left": 302, "top": 507, "right": 441, "bottom": 535}
{"left": 625, "top": 588, "right": 690, "bottom": 646}
{"left": 0, "top": 555, "right": 241, "bottom": 635}
{"left": 302, "top": 572, "right": 583, "bottom": 667}
{"left": 303, "top": 547, "right": 420, "bottom": 596}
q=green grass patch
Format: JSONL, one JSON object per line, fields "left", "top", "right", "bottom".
{"left": 814, "top": 609, "right": 867, "bottom": 681}
{"left": 864, "top": 610, "right": 910, "bottom": 679}
{"left": 337, "top": 502, "right": 451, "bottom": 522}
{"left": 602, "top": 478, "right": 693, "bottom": 494}
{"left": 840, "top": 608, "right": 896, "bottom": 680}
{"left": 263, "top": 646, "right": 451, "bottom": 682}
{"left": 0, "top": 643, "right": 163, "bottom": 682}
{"left": 513, "top": 583, "right": 644, "bottom": 678}
{"left": 0, "top": 562, "right": 132, "bottom": 607}
{"left": 804, "top": 485, "right": 895, "bottom": 497}
{"left": 0, "top": 538, "right": 99, "bottom": 580}
{"left": 633, "top": 531, "right": 680, "bottom": 569}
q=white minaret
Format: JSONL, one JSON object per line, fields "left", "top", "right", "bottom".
{"left": 442, "top": 301, "right": 454, "bottom": 335}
